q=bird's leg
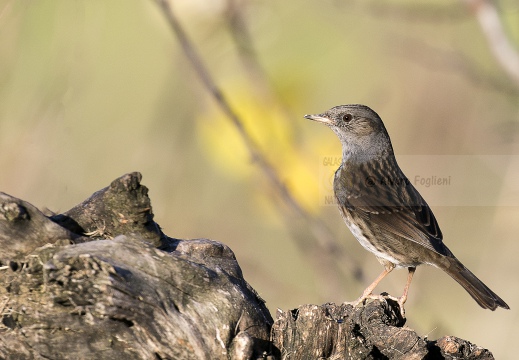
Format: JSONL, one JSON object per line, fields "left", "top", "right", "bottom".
{"left": 399, "top": 267, "right": 416, "bottom": 306}
{"left": 383, "top": 266, "right": 416, "bottom": 317}
{"left": 345, "top": 265, "right": 394, "bottom": 307}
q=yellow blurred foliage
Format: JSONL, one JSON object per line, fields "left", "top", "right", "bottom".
{"left": 197, "top": 81, "right": 321, "bottom": 213}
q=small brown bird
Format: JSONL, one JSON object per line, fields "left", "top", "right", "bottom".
{"left": 305, "top": 104, "right": 509, "bottom": 314}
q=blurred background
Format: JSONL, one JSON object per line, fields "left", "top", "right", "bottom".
{"left": 0, "top": 0, "right": 518, "bottom": 357}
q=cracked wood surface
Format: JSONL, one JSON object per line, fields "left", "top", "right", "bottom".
{"left": 0, "top": 173, "right": 272, "bottom": 359}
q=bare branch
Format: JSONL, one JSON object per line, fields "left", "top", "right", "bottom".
{"left": 154, "top": 0, "right": 365, "bottom": 288}
{"left": 393, "top": 35, "right": 519, "bottom": 97}
{"left": 463, "top": 0, "right": 519, "bottom": 87}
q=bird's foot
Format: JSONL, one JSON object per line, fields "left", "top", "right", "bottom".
{"left": 344, "top": 293, "right": 407, "bottom": 318}
{"left": 343, "top": 293, "right": 386, "bottom": 307}
{"left": 379, "top": 292, "right": 407, "bottom": 318}
{"left": 343, "top": 292, "right": 370, "bottom": 307}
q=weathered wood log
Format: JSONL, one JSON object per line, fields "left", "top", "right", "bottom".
{"left": 0, "top": 172, "right": 497, "bottom": 359}
{"left": 0, "top": 173, "right": 272, "bottom": 359}
{"left": 271, "top": 301, "right": 494, "bottom": 360}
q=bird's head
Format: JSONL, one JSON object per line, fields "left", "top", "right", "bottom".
{"left": 305, "top": 104, "right": 393, "bottom": 160}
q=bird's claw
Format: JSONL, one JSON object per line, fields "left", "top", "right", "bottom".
{"left": 343, "top": 293, "right": 407, "bottom": 318}
{"left": 380, "top": 293, "right": 407, "bottom": 318}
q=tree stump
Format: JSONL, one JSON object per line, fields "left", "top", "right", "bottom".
{"left": 0, "top": 172, "right": 497, "bottom": 359}
{"left": 271, "top": 301, "right": 494, "bottom": 360}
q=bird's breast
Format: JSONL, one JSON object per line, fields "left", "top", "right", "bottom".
{"left": 340, "top": 210, "right": 403, "bottom": 266}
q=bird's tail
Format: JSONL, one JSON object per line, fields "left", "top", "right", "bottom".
{"left": 443, "top": 258, "right": 509, "bottom": 310}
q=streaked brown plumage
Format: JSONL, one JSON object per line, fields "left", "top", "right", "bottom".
{"left": 305, "top": 104, "right": 509, "bottom": 313}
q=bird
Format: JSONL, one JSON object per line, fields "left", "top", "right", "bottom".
{"left": 305, "top": 104, "right": 509, "bottom": 315}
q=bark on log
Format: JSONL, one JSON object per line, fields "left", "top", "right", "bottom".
{"left": 0, "top": 172, "right": 497, "bottom": 359}
{"left": 0, "top": 173, "right": 272, "bottom": 359}
{"left": 271, "top": 301, "right": 494, "bottom": 360}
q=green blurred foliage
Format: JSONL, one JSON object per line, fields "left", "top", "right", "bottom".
{"left": 0, "top": 0, "right": 518, "bottom": 357}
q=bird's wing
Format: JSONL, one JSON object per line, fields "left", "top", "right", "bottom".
{"left": 334, "top": 162, "right": 450, "bottom": 256}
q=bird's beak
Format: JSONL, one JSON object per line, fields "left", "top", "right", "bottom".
{"left": 304, "top": 113, "right": 332, "bottom": 125}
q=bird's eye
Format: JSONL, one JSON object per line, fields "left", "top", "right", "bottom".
{"left": 342, "top": 113, "right": 353, "bottom": 122}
